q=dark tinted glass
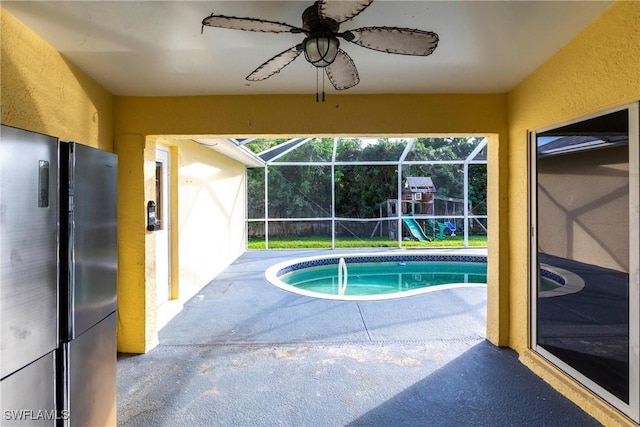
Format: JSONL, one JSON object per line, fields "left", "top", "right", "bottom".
{"left": 536, "top": 109, "right": 630, "bottom": 402}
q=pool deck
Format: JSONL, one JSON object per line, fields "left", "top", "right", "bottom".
{"left": 117, "top": 249, "right": 601, "bottom": 426}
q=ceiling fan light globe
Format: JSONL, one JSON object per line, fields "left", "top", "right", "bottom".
{"left": 304, "top": 36, "right": 339, "bottom": 67}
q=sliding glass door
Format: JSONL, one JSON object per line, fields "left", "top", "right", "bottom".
{"left": 531, "top": 103, "right": 639, "bottom": 420}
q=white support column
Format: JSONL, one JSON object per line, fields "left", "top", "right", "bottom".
{"left": 396, "top": 139, "right": 416, "bottom": 248}
{"left": 464, "top": 138, "right": 488, "bottom": 247}
{"left": 264, "top": 165, "right": 269, "bottom": 249}
{"left": 463, "top": 162, "right": 469, "bottom": 247}
{"left": 331, "top": 138, "right": 338, "bottom": 249}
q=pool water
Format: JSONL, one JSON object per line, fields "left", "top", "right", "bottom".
{"left": 280, "top": 261, "right": 487, "bottom": 296}
{"left": 540, "top": 277, "right": 563, "bottom": 292}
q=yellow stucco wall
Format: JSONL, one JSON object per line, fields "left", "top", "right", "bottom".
{"left": 174, "top": 139, "right": 247, "bottom": 303}
{"left": 507, "top": 1, "right": 640, "bottom": 425}
{"left": 1, "top": 9, "right": 114, "bottom": 151}
{"left": 114, "top": 134, "right": 160, "bottom": 352}
{"left": 114, "top": 94, "right": 507, "bottom": 137}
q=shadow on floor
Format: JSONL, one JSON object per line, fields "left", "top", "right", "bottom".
{"left": 348, "top": 341, "right": 600, "bottom": 426}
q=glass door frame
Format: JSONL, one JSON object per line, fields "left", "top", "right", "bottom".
{"left": 529, "top": 102, "right": 640, "bottom": 421}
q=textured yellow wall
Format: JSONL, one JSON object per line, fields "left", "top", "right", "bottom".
{"left": 1, "top": 9, "right": 114, "bottom": 151}
{"left": 115, "top": 134, "right": 159, "bottom": 352}
{"left": 174, "top": 139, "right": 247, "bottom": 303}
{"left": 507, "top": 1, "right": 640, "bottom": 425}
{"left": 486, "top": 133, "right": 510, "bottom": 346}
{"left": 114, "top": 94, "right": 507, "bottom": 137}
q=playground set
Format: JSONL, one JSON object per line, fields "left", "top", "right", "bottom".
{"left": 386, "top": 177, "right": 466, "bottom": 242}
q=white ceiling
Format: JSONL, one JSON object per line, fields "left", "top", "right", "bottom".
{"left": 3, "top": 1, "right": 613, "bottom": 97}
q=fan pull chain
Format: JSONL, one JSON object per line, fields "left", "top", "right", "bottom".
{"left": 322, "top": 70, "right": 326, "bottom": 102}
{"left": 314, "top": 68, "right": 328, "bottom": 102}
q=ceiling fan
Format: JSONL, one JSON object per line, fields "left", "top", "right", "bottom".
{"left": 201, "top": 0, "right": 439, "bottom": 93}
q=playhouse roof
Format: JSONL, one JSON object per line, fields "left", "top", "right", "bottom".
{"left": 405, "top": 177, "right": 437, "bottom": 192}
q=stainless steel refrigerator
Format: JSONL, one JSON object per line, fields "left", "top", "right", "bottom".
{"left": 1, "top": 125, "right": 117, "bottom": 426}
{"left": 1, "top": 126, "right": 59, "bottom": 426}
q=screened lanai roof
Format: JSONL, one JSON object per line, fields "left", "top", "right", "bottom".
{"left": 196, "top": 137, "right": 488, "bottom": 167}
{"left": 235, "top": 137, "right": 488, "bottom": 165}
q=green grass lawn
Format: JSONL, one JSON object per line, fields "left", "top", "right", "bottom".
{"left": 248, "top": 235, "right": 487, "bottom": 250}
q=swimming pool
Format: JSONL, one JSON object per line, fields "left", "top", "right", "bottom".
{"left": 265, "top": 253, "right": 487, "bottom": 301}
{"left": 538, "top": 263, "right": 585, "bottom": 298}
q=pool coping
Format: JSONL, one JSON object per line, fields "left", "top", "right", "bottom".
{"left": 539, "top": 263, "right": 586, "bottom": 298}
{"left": 264, "top": 250, "right": 488, "bottom": 301}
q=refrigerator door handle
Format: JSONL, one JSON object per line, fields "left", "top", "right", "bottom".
{"left": 38, "top": 160, "right": 50, "bottom": 208}
{"left": 67, "top": 216, "right": 75, "bottom": 339}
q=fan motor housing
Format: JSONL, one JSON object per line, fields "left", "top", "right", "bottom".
{"left": 302, "top": 3, "right": 339, "bottom": 33}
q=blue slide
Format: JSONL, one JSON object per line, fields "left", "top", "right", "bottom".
{"left": 402, "top": 218, "right": 432, "bottom": 242}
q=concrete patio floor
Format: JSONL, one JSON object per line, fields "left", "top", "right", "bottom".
{"left": 117, "top": 250, "right": 601, "bottom": 426}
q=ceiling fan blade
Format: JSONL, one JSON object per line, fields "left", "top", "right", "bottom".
{"left": 246, "top": 46, "right": 303, "bottom": 81}
{"left": 318, "top": 0, "right": 374, "bottom": 23}
{"left": 347, "top": 27, "right": 439, "bottom": 56}
{"left": 202, "top": 15, "right": 303, "bottom": 33}
{"left": 325, "top": 49, "right": 360, "bottom": 90}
